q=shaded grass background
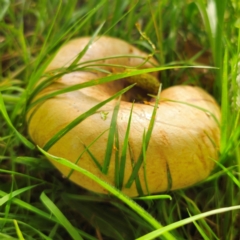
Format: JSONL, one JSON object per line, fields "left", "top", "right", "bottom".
{"left": 0, "top": 0, "right": 240, "bottom": 239}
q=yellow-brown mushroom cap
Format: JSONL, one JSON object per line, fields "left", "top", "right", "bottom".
{"left": 27, "top": 36, "right": 220, "bottom": 197}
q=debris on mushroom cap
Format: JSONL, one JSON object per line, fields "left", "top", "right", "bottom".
{"left": 27, "top": 36, "right": 221, "bottom": 197}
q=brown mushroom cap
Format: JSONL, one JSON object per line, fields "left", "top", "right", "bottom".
{"left": 27, "top": 36, "right": 221, "bottom": 197}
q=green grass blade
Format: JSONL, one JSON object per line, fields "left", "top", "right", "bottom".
{"left": 114, "top": 123, "right": 120, "bottom": 188}
{"left": 0, "top": 184, "right": 39, "bottom": 206}
{"left": 28, "top": 66, "right": 159, "bottom": 110}
{"left": 68, "top": 22, "right": 105, "bottom": 69}
{"left": 133, "top": 195, "right": 172, "bottom": 201}
{"left": 214, "top": 159, "right": 240, "bottom": 188}
{"left": 0, "top": 169, "right": 46, "bottom": 183}
{"left": 0, "top": 93, "right": 35, "bottom": 149}
{"left": 118, "top": 102, "right": 134, "bottom": 190}
{"left": 162, "top": 99, "right": 220, "bottom": 127}
{"left": 102, "top": 97, "right": 121, "bottom": 174}
{"left": 128, "top": 142, "right": 143, "bottom": 196}
{"left": 43, "top": 84, "right": 134, "bottom": 151}
{"left": 28, "top": 65, "right": 134, "bottom": 111}
{"left": 142, "top": 129, "right": 150, "bottom": 195}
{"left": 193, "top": 0, "right": 214, "bottom": 57}
{"left": 14, "top": 219, "right": 51, "bottom": 240}
{"left": 26, "top": 0, "right": 107, "bottom": 93}
{"left": 101, "top": 0, "right": 138, "bottom": 36}
{"left": 0, "top": 190, "right": 57, "bottom": 221}
{"left": 83, "top": 147, "right": 103, "bottom": 171}
{"left": 190, "top": 217, "right": 210, "bottom": 240}
{"left": 166, "top": 162, "right": 173, "bottom": 191}
{"left": 48, "top": 223, "right": 59, "bottom": 239}
{"left": 179, "top": 193, "right": 219, "bottom": 240}
{"left": 0, "top": 232, "right": 18, "bottom": 239}
{"left": 40, "top": 191, "right": 83, "bottom": 240}
{"left": 125, "top": 84, "right": 162, "bottom": 188}
{"left": 224, "top": 126, "right": 240, "bottom": 156}
{"left": 0, "top": 0, "right": 10, "bottom": 21}
{"left": 67, "top": 128, "right": 109, "bottom": 178}
{"left": 28, "top": 0, "right": 63, "bottom": 84}
{"left": 13, "top": 220, "right": 25, "bottom": 240}
{"left": 220, "top": 48, "right": 229, "bottom": 152}
{"left": 136, "top": 205, "right": 240, "bottom": 240}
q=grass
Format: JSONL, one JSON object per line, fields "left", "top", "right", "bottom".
{"left": 0, "top": 0, "right": 240, "bottom": 239}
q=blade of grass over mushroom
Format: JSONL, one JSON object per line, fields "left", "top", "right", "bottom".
{"left": 83, "top": 147, "right": 103, "bottom": 171}
{"left": 28, "top": 65, "right": 208, "bottom": 110}
{"left": 43, "top": 84, "right": 134, "bottom": 151}
{"left": 102, "top": 98, "right": 121, "bottom": 174}
{"left": 0, "top": 93, "right": 35, "bottom": 150}
{"left": 125, "top": 84, "right": 162, "bottom": 188}
{"left": 142, "top": 130, "right": 150, "bottom": 195}
{"left": 27, "top": 65, "right": 137, "bottom": 110}
{"left": 37, "top": 147, "right": 176, "bottom": 240}
{"left": 166, "top": 162, "right": 173, "bottom": 191}
{"left": 28, "top": 65, "right": 156, "bottom": 110}
{"left": 40, "top": 191, "right": 83, "bottom": 240}
{"left": 161, "top": 99, "right": 220, "bottom": 127}
{"left": 68, "top": 22, "right": 105, "bottom": 70}
{"left": 114, "top": 124, "right": 120, "bottom": 188}
{"left": 136, "top": 205, "right": 240, "bottom": 240}
{"left": 59, "top": 54, "right": 158, "bottom": 69}
{"left": 128, "top": 142, "right": 143, "bottom": 196}
{"left": 118, "top": 102, "right": 134, "bottom": 190}
{"left": 28, "top": 65, "right": 108, "bottom": 105}
{"left": 67, "top": 129, "right": 109, "bottom": 178}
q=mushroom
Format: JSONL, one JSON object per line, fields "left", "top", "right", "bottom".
{"left": 27, "top": 36, "right": 221, "bottom": 197}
